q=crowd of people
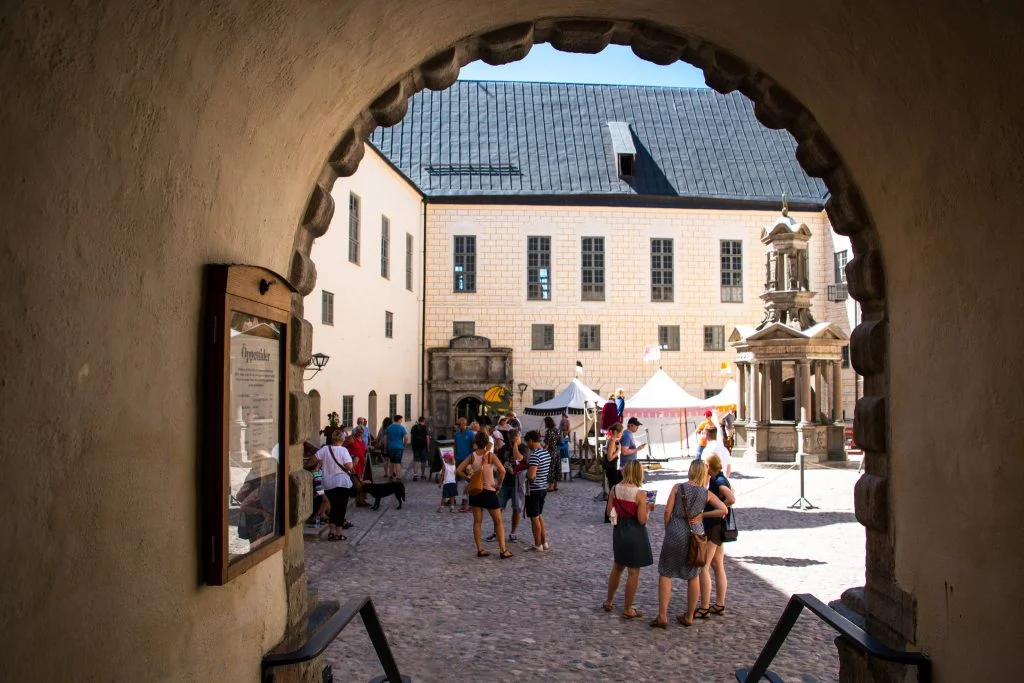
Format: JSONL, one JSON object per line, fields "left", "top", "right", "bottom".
{"left": 303, "top": 406, "right": 737, "bottom": 628}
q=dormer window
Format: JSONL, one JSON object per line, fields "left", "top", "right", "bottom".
{"left": 607, "top": 121, "right": 637, "bottom": 179}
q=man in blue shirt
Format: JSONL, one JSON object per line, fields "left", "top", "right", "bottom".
{"left": 453, "top": 417, "right": 476, "bottom": 512}
{"left": 620, "top": 417, "right": 647, "bottom": 468}
{"left": 384, "top": 415, "right": 409, "bottom": 481}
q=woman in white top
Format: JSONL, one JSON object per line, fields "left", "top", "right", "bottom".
{"left": 316, "top": 429, "right": 356, "bottom": 541}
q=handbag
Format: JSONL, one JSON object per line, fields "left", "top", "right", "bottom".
{"left": 722, "top": 507, "right": 739, "bottom": 542}
{"left": 466, "top": 454, "right": 485, "bottom": 496}
{"left": 681, "top": 484, "right": 711, "bottom": 567}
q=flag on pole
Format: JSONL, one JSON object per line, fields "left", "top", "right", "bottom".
{"left": 643, "top": 344, "right": 661, "bottom": 362}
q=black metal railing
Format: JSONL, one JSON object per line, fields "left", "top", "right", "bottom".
{"left": 736, "top": 593, "right": 930, "bottom": 683}
{"left": 262, "top": 597, "right": 409, "bottom": 683}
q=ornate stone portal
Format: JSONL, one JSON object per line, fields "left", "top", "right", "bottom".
{"left": 732, "top": 201, "right": 848, "bottom": 463}
{"left": 426, "top": 335, "right": 513, "bottom": 435}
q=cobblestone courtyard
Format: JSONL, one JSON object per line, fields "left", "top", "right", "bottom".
{"left": 306, "top": 458, "right": 865, "bottom": 682}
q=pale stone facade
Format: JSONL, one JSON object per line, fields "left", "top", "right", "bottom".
{"left": 306, "top": 146, "right": 424, "bottom": 430}
{"left": 424, "top": 202, "right": 859, "bottom": 419}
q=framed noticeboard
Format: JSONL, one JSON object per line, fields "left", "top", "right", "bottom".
{"left": 203, "top": 265, "right": 293, "bottom": 585}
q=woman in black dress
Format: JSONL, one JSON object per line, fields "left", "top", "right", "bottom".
{"left": 700, "top": 454, "right": 736, "bottom": 616}
{"left": 603, "top": 460, "right": 654, "bottom": 619}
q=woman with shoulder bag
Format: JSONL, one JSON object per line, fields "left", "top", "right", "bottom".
{"left": 603, "top": 461, "right": 655, "bottom": 619}
{"left": 316, "top": 429, "right": 357, "bottom": 541}
{"left": 700, "top": 454, "right": 736, "bottom": 617}
{"left": 456, "top": 431, "right": 512, "bottom": 559}
{"left": 650, "top": 460, "right": 728, "bottom": 628}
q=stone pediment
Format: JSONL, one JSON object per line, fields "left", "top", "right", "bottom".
{"left": 804, "top": 322, "right": 850, "bottom": 341}
{"left": 745, "top": 322, "right": 810, "bottom": 341}
{"left": 761, "top": 218, "right": 812, "bottom": 242}
{"left": 449, "top": 335, "right": 492, "bottom": 349}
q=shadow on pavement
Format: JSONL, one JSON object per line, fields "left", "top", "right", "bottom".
{"left": 732, "top": 555, "right": 828, "bottom": 568}
{"left": 741, "top": 507, "right": 857, "bottom": 531}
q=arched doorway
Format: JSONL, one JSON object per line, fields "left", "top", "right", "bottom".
{"left": 454, "top": 395, "right": 483, "bottom": 423}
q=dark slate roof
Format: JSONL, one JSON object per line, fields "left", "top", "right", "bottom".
{"left": 369, "top": 81, "right": 827, "bottom": 206}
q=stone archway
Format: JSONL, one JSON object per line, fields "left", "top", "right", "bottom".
{"left": 286, "top": 18, "right": 898, "bottom": 678}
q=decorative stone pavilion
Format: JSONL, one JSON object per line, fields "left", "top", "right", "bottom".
{"left": 731, "top": 201, "right": 848, "bottom": 463}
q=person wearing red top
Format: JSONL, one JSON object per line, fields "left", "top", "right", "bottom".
{"left": 347, "top": 426, "right": 370, "bottom": 506}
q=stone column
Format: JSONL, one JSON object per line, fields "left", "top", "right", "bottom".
{"left": 751, "top": 361, "right": 761, "bottom": 425}
{"left": 814, "top": 361, "right": 824, "bottom": 422}
{"left": 762, "top": 361, "right": 772, "bottom": 422}
{"left": 737, "top": 363, "right": 748, "bottom": 420}
{"left": 832, "top": 360, "right": 844, "bottom": 423}
{"left": 798, "top": 359, "right": 812, "bottom": 425}
{"left": 793, "top": 361, "right": 803, "bottom": 423}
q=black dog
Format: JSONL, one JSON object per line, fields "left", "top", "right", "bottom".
{"left": 360, "top": 481, "right": 406, "bottom": 510}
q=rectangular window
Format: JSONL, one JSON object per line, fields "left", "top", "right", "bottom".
{"left": 453, "top": 235, "right": 476, "bottom": 292}
{"left": 341, "top": 395, "right": 354, "bottom": 429}
{"left": 721, "top": 239, "right": 743, "bottom": 302}
{"left": 405, "top": 233, "right": 414, "bottom": 291}
{"left": 651, "top": 238, "right": 674, "bottom": 302}
{"left": 404, "top": 393, "right": 412, "bottom": 420}
{"left": 389, "top": 394, "right": 397, "bottom": 418}
{"left": 579, "top": 324, "right": 601, "bottom": 351}
{"left": 380, "top": 216, "right": 390, "bottom": 279}
{"left": 842, "top": 345, "right": 851, "bottom": 369}
{"left": 385, "top": 311, "right": 393, "bottom": 338}
{"left": 453, "top": 321, "right": 475, "bottom": 337}
{"left": 531, "top": 324, "right": 555, "bottom": 350}
{"left": 581, "top": 237, "right": 605, "bottom": 301}
{"left": 348, "top": 193, "right": 361, "bottom": 265}
{"left": 532, "top": 389, "right": 555, "bottom": 405}
{"left": 321, "top": 290, "right": 334, "bottom": 326}
{"left": 658, "top": 325, "right": 680, "bottom": 351}
{"left": 527, "top": 236, "right": 552, "bottom": 300}
{"left": 834, "top": 249, "right": 849, "bottom": 284}
{"left": 704, "top": 389, "right": 719, "bottom": 400}
{"left": 703, "top": 325, "right": 725, "bottom": 351}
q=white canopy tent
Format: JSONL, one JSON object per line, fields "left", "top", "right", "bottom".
{"left": 520, "top": 378, "right": 605, "bottom": 442}
{"left": 624, "top": 368, "right": 707, "bottom": 458}
{"left": 703, "top": 379, "right": 739, "bottom": 409}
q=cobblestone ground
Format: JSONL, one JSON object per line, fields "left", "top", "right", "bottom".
{"left": 306, "top": 456, "right": 864, "bottom": 683}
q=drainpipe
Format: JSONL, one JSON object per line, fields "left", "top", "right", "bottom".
{"left": 420, "top": 196, "right": 428, "bottom": 424}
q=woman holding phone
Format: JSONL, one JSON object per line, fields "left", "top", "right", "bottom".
{"left": 602, "top": 460, "right": 654, "bottom": 619}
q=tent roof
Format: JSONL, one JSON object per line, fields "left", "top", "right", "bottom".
{"left": 625, "top": 369, "right": 706, "bottom": 416}
{"left": 703, "top": 379, "right": 739, "bottom": 408}
{"left": 523, "top": 378, "right": 606, "bottom": 416}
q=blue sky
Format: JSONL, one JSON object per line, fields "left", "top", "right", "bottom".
{"left": 458, "top": 43, "right": 707, "bottom": 88}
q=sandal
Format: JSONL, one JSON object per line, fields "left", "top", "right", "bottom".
{"left": 710, "top": 604, "right": 727, "bottom": 616}
{"left": 499, "top": 549, "right": 513, "bottom": 559}
{"left": 602, "top": 602, "right": 613, "bottom": 613}
{"left": 648, "top": 618, "right": 668, "bottom": 629}
{"left": 340, "top": 521, "right": 353, "bottom": 530}
{"left": 476, "top": 549, "right": 491, "bottom": 558}
{"left": 695, "top": 607, "right": 711, "bottom": 620}
{"left": 621, "top": 608, "right": 643, "bottom": 620}
{"left": 326, "top": 533, "right": 347, "bottom": 541}
{"left": 676, "top": 614, "right": 694, "bottom": 627}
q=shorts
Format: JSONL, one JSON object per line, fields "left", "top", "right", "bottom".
{"left": 388, "top": 447, "right": 404, "bottom": 464}
{"left": 412, "top": 446, "right": 428, "bottom": 463}
{"left": 525, "top": 490, "right": 547, "bottom": 518}
{"left": 441, "top": 482, "right": 458, "bottom": 499}
{"left": 468, "top": 490, "right": 500, "bottom": 510}
{"left": 498, "top": 485, "right": 525, "bottom": 512}
{"left": 706, "top": 522, "right": 724, "bottom": 546}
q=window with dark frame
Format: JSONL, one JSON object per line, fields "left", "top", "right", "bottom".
{"left": 581, "top": 237, "right": 605, "bottom": 301}
{"left": 348, "top": 193, "right": 361, "bottom": 265}
{"left": 532, "top": 389, "right": 555, "bottom": 405}
{"left": 651, "top": 238, "right": 674, "bottom": 302}
{"left": 453, "top": 235, "right": 476, "bottom": 293}
{"left": 342, "top": 395, "right": 354, "bottom": 428}
{"left": 703, "top": 325, "right": 725, "bottom": 351}
{"left": 834, "top": 250, "right": 849, "bottom": 283}
{"left": 404, "top": 394, "right": 411, "bottom": 420}
{"left": 721, "top": 239, "right": 743, "bottom": 302}
{"left": 405, "top": 233, "right": 414, "bottom": 291}
{"left": 578, "top": 324, "right": 601, "bottom": 351}
{"left": 321, "top": 290, "right": 334, "bottom": 326}
{"left": 527, "top": 236, "right": 552, "bottom": 300}
{"left": 531, "top": 324, "right": 555, "bottom": 350}
{"left": 704, "top": 389, "right": 719, "bottom": 400}
{"left": 453, "top": 321, "right": 475, "bottom": 337}
{"left": 385, "top": 311, "right": 393, "bottom": 338}
{"left": 380, "top": 216, "right": 390, "bottom": 279}
{"left": 842, "top": 345, "right": 851, "bottom": 369}
{"left": 658, "top": 325, "right": 680, "bottom": 351}
{"left": 389, "top": 394, "right": 397, "bottom": 418}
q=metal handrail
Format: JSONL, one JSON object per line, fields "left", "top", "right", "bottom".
{"left": 262, "top": 596, "right": 409, "bottom": 683}
{"left": 736, "top": 593, "right": 930, "bottom": 683}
